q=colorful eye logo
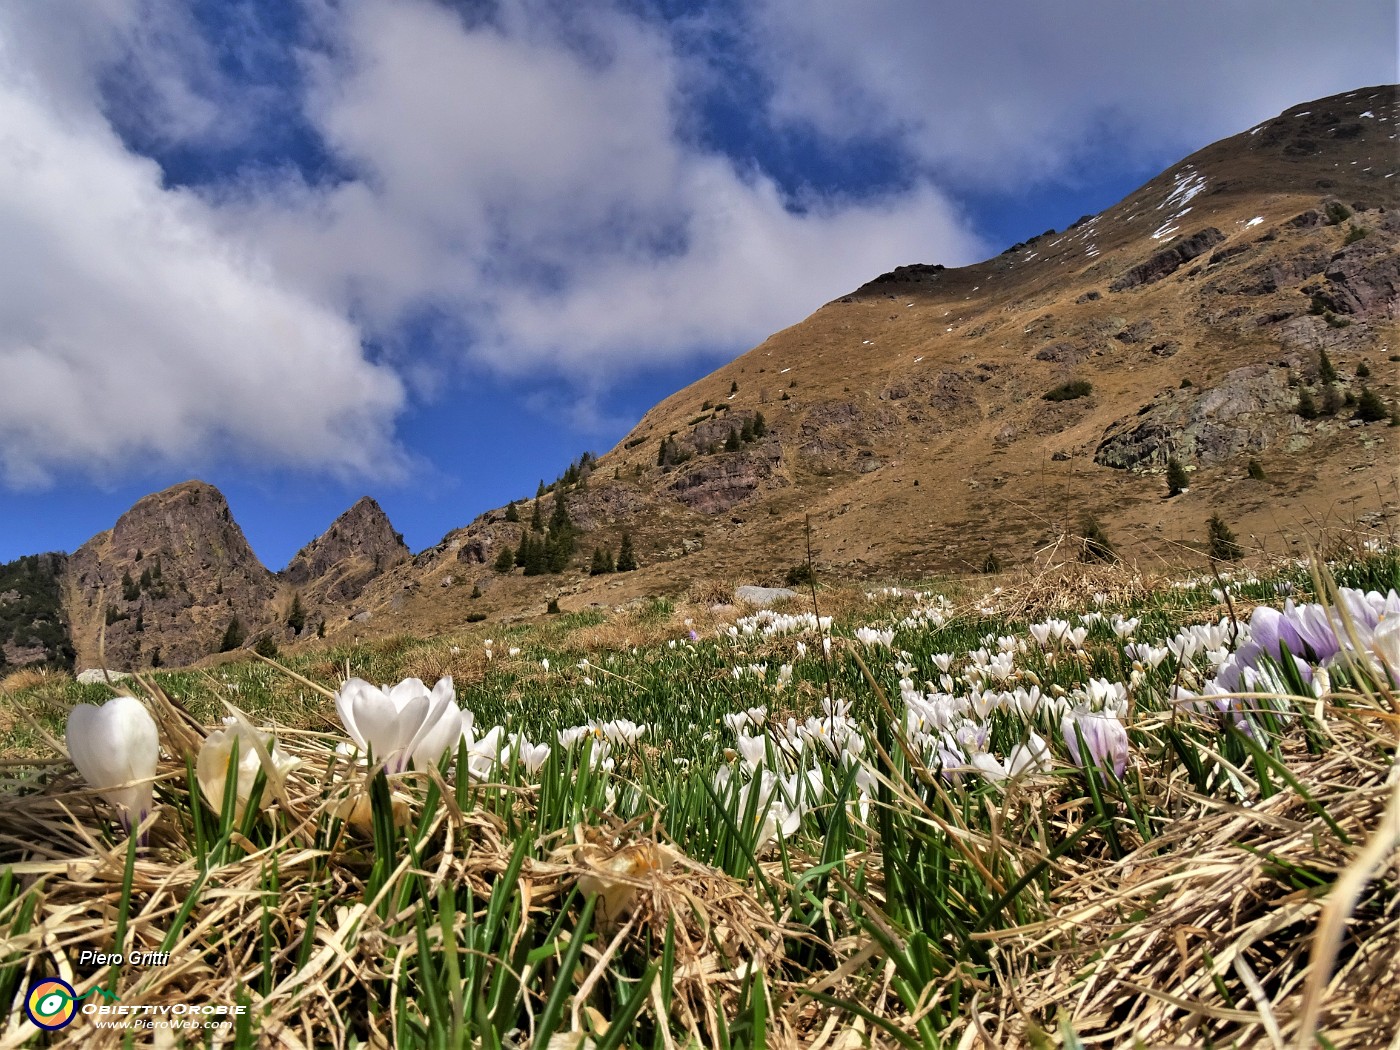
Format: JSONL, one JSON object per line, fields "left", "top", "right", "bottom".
{"left": 26, "top": 978, "right": 78, "bottom": 1030}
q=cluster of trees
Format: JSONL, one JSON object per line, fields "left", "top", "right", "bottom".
{"left": 119, "top": 554, "right": 166, "bottom": 603}
{"left": 0, "top": 554, "right": 74, "bottom": 670}
{"left": 494, "top": 490, "right": 579, "bottom": 576}
{"left": 659, "top": 411, "right": 768, "bottom": 467}
{"left": 589, "top": 534, "right": 637, "bottom": 575}
{"left": 1296, "top": 349, "right": 1392, "bottom": 423}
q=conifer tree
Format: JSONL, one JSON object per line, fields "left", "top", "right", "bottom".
{"left": 530, "top": 498, "right": 544, "bottom": 532}
{"left": 504, "top": 501, "right": 520, "bottom": 522}
{"left": 740, "top": 417, "right": 755, "bottom": 442}
{"left": 725, "top": 428, "right": 742, "bottom": 452}
{"left": 549, "top": 489, "right": 572, "bottom": 534}
{"left": 494, "top": 545, "right": 515, "bottom": 573}
{"left": 616, "top": 533, "right": 638, "bottom": 572}
{"left": 545, "top": 531, "right": 570, "bottom": 573}
{"left": 1297, "top": 389, "right": 1319, "bottom": 419}
{"left": 1165, "top": 457, "right": 1189, "bottom": 497}
{"left": 1355, "top": 386, "right": 1388, "bottom": 422}
{"left": 752, "top": 412, "right": 767, "bottom": 437}
{"left": 1078, "top": 516, "right": 1117, "bottom": 564}
{"left": 1207, "top": 514, "right": 1243, "bottom": 561}
{"left": 287, "top": 593, "right": 306, "bottom": 634}
{"left": 219, "top": 616, "right": 246, "bottom": 652}
{"left": 521, "top": 535, "right": 547, "bottom": 576}
{"left": 589, "top": 546, "right": 612, "bottom": 575}
{"left": 1318, "top": 348, "right": 1338, "bottom": 384}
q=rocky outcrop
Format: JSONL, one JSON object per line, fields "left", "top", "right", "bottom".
{"left": 1310, "top": 238, "right": 1400, "bottom": 319}
{"left": 284, "top": 497, "right": 410, "bottom": 605}
{"left": 863, "top": 263, "right": 947, "bottom": 288}
{"left": 668, "top": 446, "right": 782, "bottom": 514}
{"left": 1035, "top": 342, "right": 1092, "bottom": 364}
{"left": 1094, "top": 365, "right": 1304, "bottom": 470}
{"left": 1228, "top": 248, "right": 1330, "bottom": 296}
{"left": 1110, "top": 228, "right": 1226, "bottom": 291}
{"left": 65, "top": 481, "right": 278, "bottom": 670}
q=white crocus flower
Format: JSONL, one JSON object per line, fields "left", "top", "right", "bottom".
{"left": 335, "top": 676, "right": 461, "bottom": 773}
{"left": 197, "top": 714, "right": 300, "bottom": 819}
{"left": 509, "top": 736, "right": 551, "bottom": 775}
{"left": 66, "top": 695, "right": 160, "bottom": 834}
{"left": 736, "top": 733, "right": 767, "bottom": 770}
{"left": 1007, "top": 733, "right": 1053, "bottom": 777}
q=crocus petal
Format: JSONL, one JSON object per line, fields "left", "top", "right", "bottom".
{"left": 66, "top": 695, "right": 159, "bottom": 831}
{"left": 335, "top": 679, "right": 381, "bottom": 751}
{"left": 406, "top": 693, "right": 461, "bottom": 771}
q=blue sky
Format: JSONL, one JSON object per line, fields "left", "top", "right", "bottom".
{"left": 1, "top": 0, "right": 1395, "bottom": 567}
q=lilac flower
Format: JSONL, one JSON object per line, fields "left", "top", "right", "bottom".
{"left": 1060, "top": 707, "right": 1129, "bottom": 778}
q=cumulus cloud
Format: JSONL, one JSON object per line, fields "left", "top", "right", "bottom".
{"left": 12, "top": 0, "right": 1378, "bottom": 488}
{"left": 0, "top": 8, "right": 406, "bottom": 488}
{"left": 218, "top": 0, "right": 985, "bottom": 376}
{"left": 748, "top": 0, "right": 1399, "bottom": 187}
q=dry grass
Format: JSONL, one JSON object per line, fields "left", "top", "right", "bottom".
{"left": 978, "top": 706, "right": 1400, "bottom": 1049}
{"left": 0, "top": 667, "right": 66, "bottom": 696}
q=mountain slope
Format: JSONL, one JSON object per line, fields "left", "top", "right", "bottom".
{"left": 341, "top": 84, "right": 1398, "bottom": 638}
{"left": 5, "top": 86, "right": 1396, "bottom": 668}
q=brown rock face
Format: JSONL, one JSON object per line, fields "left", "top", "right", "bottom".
{"left": 64, "top": 481, "right": 277, "bottom": 670}
{"left": 1109, "top": 228, "right": 1226, "bottom": 291}
{"left": 284, "top": 497, "right": 410, "bottom": 605}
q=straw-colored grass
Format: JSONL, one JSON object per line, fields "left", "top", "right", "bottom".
{"left": 0, "top": 552, "right": 1396, "bottom": 1047}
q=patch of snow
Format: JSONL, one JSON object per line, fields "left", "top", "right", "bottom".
{"left": 1244, "top": 216, "right": 1264, "bottom": 227}
{"left": 913, "top": 356, "right": 923, "bottom": 363}
{"left": 779, "top": 367, "right": 790, "bottom": 373}
{"left": 1295, "top": 111, "right": 1311, "bottom": 117}
{"left": 1160, "top": 168, "right": 1206, "bottom": 211}
{"left": 1249, "top": 124, "right": 1266, "bottom": 135}
{"left": 1360, "top": 110, "right": 1375, "bottom": 118}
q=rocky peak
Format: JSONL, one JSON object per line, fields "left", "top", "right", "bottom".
{"left": 65, "top": 481, "right": 276, "bottom": 671}
{"left": 283, "top": 496, "right": 410, "bottom": 604}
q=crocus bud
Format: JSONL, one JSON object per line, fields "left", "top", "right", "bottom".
{"left": 197, "top": 717, "right": 300, "bottom": 819}
{"left": 66, "top": 696, "right": 160, "bottom": 835}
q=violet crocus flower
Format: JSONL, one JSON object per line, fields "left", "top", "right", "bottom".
{"left": 1060, "top": 707, "right": 1129, "bottom": 778}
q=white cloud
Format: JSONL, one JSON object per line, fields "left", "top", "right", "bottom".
{"left": 748, "top": 0, "right": 1399, "bottom": 187}
{"left": 19, "top": 0, "right": 1375, "bottom": 487}
{"left": 0, "top": 14, "right": 407, "bottom": 488}
{"left": 218, "top": 0, "right": 985, "bottom": 376}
